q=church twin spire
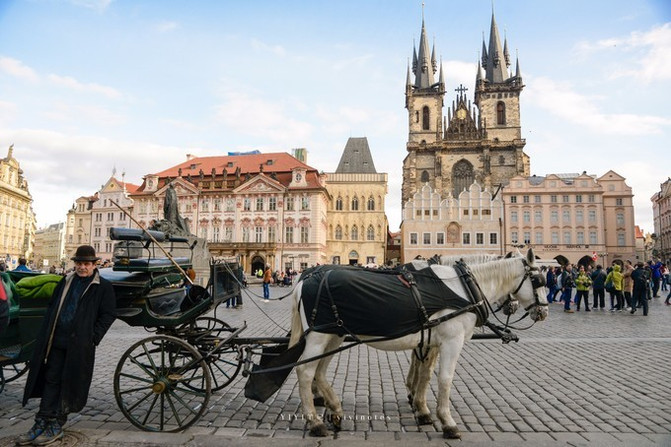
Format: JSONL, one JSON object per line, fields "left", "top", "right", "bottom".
{"left": 480, "top": 12, "right": 521, "bottom": 84}
{"left": 409, "top": 18, "right": 442, "bottom": 91}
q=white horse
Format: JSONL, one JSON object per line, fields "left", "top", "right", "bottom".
{"left": 288, "top": 248, "right": 548, "bottom": 439}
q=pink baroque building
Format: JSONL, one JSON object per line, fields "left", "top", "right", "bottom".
{"left": 502, "top": 171, "right": 637, "bottom": 267}
{"left": 651, "top": 177, "right": 671, "bottom": 262}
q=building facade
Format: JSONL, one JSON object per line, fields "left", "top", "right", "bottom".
{"left": 130, "top": 151, "right": 329, "bottom": 274}
{"left": 64, "top": 194, "right": 98, "bottom": 260}
{"left": 401, "top": 13, "right": 529, "bottom": 206}
{"left": 401, "top": 182, "right": 504, "bottom": 262}
{"left": 325, "top": 137, "right": 388, "bottom": 266}
{"left": 651, "top": 177, "right": 671, "bottom": 262}
{"left": 0, "top": 145, "right": 36, "bottom": 267}
{"left": 502, "top": 171, "right": 636, "bottom": 267}
{"left": 33, "top": 222, "right": 66, "bottom": 271}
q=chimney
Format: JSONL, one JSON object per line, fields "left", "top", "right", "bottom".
{"left": 186, "top": 154, "right": 196, "bottom": 161}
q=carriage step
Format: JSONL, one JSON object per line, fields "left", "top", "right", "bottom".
{"left": 0, "top": 344, "right": 21, "bottom": 361}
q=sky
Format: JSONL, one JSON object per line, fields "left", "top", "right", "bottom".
{"left": 1, "top": 0, "right": 670, "bottom": 233}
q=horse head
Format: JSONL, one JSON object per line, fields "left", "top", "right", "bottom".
{"left": 510, "top": 248, "right": 549, "bottom": 322}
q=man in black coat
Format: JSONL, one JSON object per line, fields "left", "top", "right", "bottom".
{"left": 17, "top": 246, "right": 116, "bottom": 446}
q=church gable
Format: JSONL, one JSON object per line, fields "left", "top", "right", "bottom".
{"left": 233, "top": 174, "right": 284, "bottom": 194}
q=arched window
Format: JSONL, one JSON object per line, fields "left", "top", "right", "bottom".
{"left": 335, "top": 225, "right": 342, "bottom": 240}
{"left": 421, "top": 170, "right": 430, "bottom": 183}
{"left": 367, "top": 225, "right": 375, "bottom": 241}
{"left": 452, "top": 159, "right": 474, "bottom": 198}
{"left": 367, "top": 196, "right": 375, "bottom": 211}
{"left": 335, "top": 197, "right": 343, "bottom": 210}
{"left": 422, "top": 106, "right": 430, "bottom": 130}
{"left": 351, "top": 225, "right": 358, "bottom": 241}
{"left": 496, "top": 101, "right": 506, "bottom": 125}
{"left": 351, "top": 196, "right": 359, "bottom": 211}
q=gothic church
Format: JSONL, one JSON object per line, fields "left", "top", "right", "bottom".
{"left": 401, "top": 12, "right": 530, "bottom": 204}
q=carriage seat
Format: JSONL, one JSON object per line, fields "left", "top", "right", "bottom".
{"left": 1, "top": 272, "right": 19, "bottom": 321}
{"left": 112, "top": 257, "right": 192, "bottom": 273}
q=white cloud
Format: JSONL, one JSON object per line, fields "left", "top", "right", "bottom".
{"left": 250, "top": 39, "right": 286, "bottom": 57}
{"left": 0, "top": 57, "right": 39, "bottom": 82}
{"left": 0, "top": 101, "right": 17, "bottom": 123}
{"left": 576, "top": 23, "right": 671, "bottom": 82}
{"left": 154, "top": 21, "right": 179, "bottom": 33}
{"left": 442, "top": 60, "right": 477, "bottom": 91}
{"left": 526, "top": 76, "right": 671, "bottom": 135}
{"left": 47, "top": 74, "right": 122, "bottom": 99}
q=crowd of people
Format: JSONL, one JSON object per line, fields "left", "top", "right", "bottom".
{"left": 544, "top": 258, "right": 669, "bottom": 316}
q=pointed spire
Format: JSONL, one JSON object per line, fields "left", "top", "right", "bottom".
{"left": 476, "top": 56, "right": 483, "bottom": 82}
{"left": 481, "top": 34, "right": 488, "bottom": 68}
{"left": 413, "top": 16, "right": 436, "bottom": 89}
{"left": 515, "top": 53, "right": 521, "bottom": 79}
{"left": 438, "top": 57, "right": 445, "bottom": 86}
{"left": 503, "top": 36, "right": 510, "bottom": 67}
{"left": 406, "top": 60, "right": 412, "bottom": 87}
{"left": 431, "top": 39, "right": 437, "bottom": 72}
{"left": 412, "top": 42, "right": 417, "bottom": 72}
{"left": 485, "top": 11, "right": 508, "bottom": 83}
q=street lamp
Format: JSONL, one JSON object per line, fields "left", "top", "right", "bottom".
{"left": 598, "top": 252, "right": 608, "bottom": 266}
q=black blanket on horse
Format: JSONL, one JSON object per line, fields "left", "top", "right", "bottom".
{"left": 299, "top": 265, "right": 471, "bottom": 339}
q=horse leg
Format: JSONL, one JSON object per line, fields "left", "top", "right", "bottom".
{"left": 296, "top": 334, "right": 331, "bottom": 437}
{"left": 406, "top": 352, "right": 418, "bottom": 407}
{"left": 312, "top": 336, "right": 345, "bottom": 431}
{"left": 413, "top": 347, "right": 438, "bottom": 425}
{"left": 436, "top": 338, "right": 465, "bottom": 439}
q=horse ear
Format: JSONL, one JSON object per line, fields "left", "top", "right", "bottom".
{"left": 504, "top": 251, "right": 513, "bottom": 259}
{"left": 527, "top": 248, "right": 535, "bottom": 264}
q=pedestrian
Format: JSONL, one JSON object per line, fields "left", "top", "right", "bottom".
{"left": 17, "top": 245, "right": 116, "bottom": 446}
{"left": 622, "top": 260, "right": 634, "bottom": 310}
{"left": 262, "top": 264, "right": 272, "bottom": 302}
{"left": 661, "top": 263, "right": 669, "bottom": 292}
{"left": 546, "top": 266, "right": 558, "bottom": 303}
{"left": 631, "top": 262, "right": 649, "bottom": 316}
{"left": 560, "top": 264, "right": 575, "bottom": 313}
{"left": 13, "top": 257, "right": 32, "bottom": 272}
{"left": 590, "top": 264, "right": 607, "bottom": 310}
{"left": 649, "top": 259, "right": 662, "bottom": 298}
{"left": 605, "top": 263, "right": 624, "bottom": 312}
{"left": 574, "top": 265, "right": 592, "bottom": 311}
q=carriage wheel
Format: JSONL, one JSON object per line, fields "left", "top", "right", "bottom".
{"left": 1, "top": 361, "right": 29, "bottom": 384}
{"left": 182, "top": 317, "right": 242, "bottom": 392}
{"left": 114, "top": 335, "right": 211, "bottom": 432}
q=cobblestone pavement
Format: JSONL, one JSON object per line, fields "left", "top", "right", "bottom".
{"left": 2, "top": 284, "right": 670, "bottom": 446}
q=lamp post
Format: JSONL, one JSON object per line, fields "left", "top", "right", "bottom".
{"left": 598, "top": 252, "right": 608, "bottom": 267}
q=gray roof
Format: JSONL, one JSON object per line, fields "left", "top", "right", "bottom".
{"left": 335, "top": 137, "right": 377, "bottom": 174}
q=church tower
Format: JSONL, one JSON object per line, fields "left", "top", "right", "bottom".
{"left": 401, "top": 11, "right": 529, "bottom": 206}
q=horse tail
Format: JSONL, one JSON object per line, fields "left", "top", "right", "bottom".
{"left": 288, "top": 283, "right": 304, "bottom": 348}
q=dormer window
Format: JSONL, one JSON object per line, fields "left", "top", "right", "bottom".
{"left": 266, "top": 159, "right": 273, "bottom": 165}
{"left": 190, "top": 164, "right": 197, "bottom": 170}
{"left": 227, "top": 162, "right": 234, "bottom": 167}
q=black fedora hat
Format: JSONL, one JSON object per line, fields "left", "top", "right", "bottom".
{"left": 71, "top": 245, "right": 101, "bottom": 262}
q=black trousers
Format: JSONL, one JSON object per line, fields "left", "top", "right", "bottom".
{"left": 575, "top": 290, "right": 590, "bottom": 310}
{"left": 592, "top": 288, "right": 605, "bottom": 309}
{"left": 37, "top": 347, "right": 68, "bottom": 425}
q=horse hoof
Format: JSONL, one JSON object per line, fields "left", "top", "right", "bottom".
{"left": 313, "top": 396, "right": 325, "bottom": 407}
{"left": 309, "top": 423, "right": 329, "bottom": 437}
{"left": 407, "top": 393, "right": 414, "bottom": 406}
{"left": 443, "top": 427, "right": 461, "bottom": 439}
{"left": 416, "top": 414, "right": 433, "bottom": 425}
{"left": 331, "top": 414, "right": 342, "bottom": 431}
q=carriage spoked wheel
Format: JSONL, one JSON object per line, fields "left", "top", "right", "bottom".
{"left": 180, "top": 317, "right": 242, "bottom": 392}
{"left": 114, "top": 335, "right": 211, "bottom": 432}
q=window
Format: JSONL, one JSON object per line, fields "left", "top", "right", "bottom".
{"left": 489, "top": 233, "right": 498, "bottom": 245}
{"left": 576, "top": 195, "right": 583, "bottom": 203}
{"left": 335, "top": 225, "right": 342, "bottom": 240}
{"left": 551, "top": 231, "right": 559, "bottom": 244}
{"left": 496, "top": 101, "right": 506, "bottom": 125}
{"left": 476, "top": 233, "right": 484, "bottom": 245}
{"left": 589, "top": 210, "right": 597, "bottom": 223}
{"left": 523, "top": 195, "right": 530, "bottom": 203}
{"left": 423, "top": 233, "right": 431, "bottom": 245}
{"left": 590, "top": 231, "right": 597, "bottom": 245}
{"left": 563, "top": 231, "right": 571, "bottom": 244}
{"left": 576, "top": 210, "right": 584, "bottom": 223}
{"left": 213, "top": 198, "right": 221, "bottom": 211}
{"left": 367, "top": 226, "right": 375, "bottom": 241}
{"left": 285, "top": 197, "right": 294, "bottom": 211}
{"left": 616, "top": 213, "right": 624, "bottom": 226}
{"left": 616, "top": 198, "right": 623, "bottom": 206}
{"left": 256, "top": 198, "right": 264, "bottom": 211}
{"left": 562, "top": 195, "right": 570, "bottom": 203}
{"left": 351, "top": 226, "right": 358, "bottom": 240}
{"left": 511, "top": 211, "right": 518, "bottom": 223}
{"left": 510, "top": 196, "right": 517, "bottom": 203}
{"left": 226, "top": 199, "right": 235, "bottom": 212}
{"left": 523, "top": 232, "right": 531, "bottom": 244}
{"left": 577, "top": 231, "right": 584, "bottom": 244}
{"left": 242, "top": 227, "right": 250, "bottom": 243}
{"left": 563, "top": 210, "right": 570, "bottom": 223}
{"left": 351, "top": 196, "right": 359, "bottom": 211}
{"left": 285, "top": 226, "right": 293, "bottom": 243}
{"left": 410, "top": 233, "right": 418, "bottom": 245}
{"left": 243, "top": 198, "right": 251, "bottom": 211}
{"left": 523, "top": 211, "right": 530, "bottom": 223}
{"left": 335, "top": 197, "right": 343, "bottom": 211}
{"left": 107, "top": 212, "right": 114, "bottom": 221}
{"left": 534, "top": 210, "right": 542, "bottom": 223}
{"left": 200, "top": 227, "right": 208, "bottom": 240}
{"left": 268, "top": 226, "right": 276, "bottom": 243}
{"left": 534, "top": 195, "right": 541, "bottom": 203}
{"left": 332, "top": 256, "right": 340, "bottom": 265}
{"left": 463, "top": 233, "right": 471, "bottom": 245}
{"left": 437, "top": 233, "right": 445, "bottom": 245}
{"left": 510, "top": 231, "right": 518, "bottom": 244}
{"left": 422, "top": 106, "right": 430, "bottom": 130}
{"left": 301, "top": 197, "right": 310, "bottom": 211}
{"left": 224, "top": 227, "right": 233, "bottom": 241}
{"left": 617, "top": 232, "right": 625, "bottom": 246}
{"left": 201, "top": 200, "right": 209, "bottom": 212}
{"left": 588, "top": 194, "right": 595, "bottom": 203}
{"left": 255, "top": 226, "right": 263, "bottom": 243}
{"left": 367, "top": 196, "right": 375, "bottom": 211}
{"left": 268, "top": 197, "right": 277, "bottom": 211}
{"left": 463, "top": 209, "right": 469, "bottom": 216}
{"left": 551, "top": 195, "right": 557, "bottom": 203}
{"left": 535, "top": 232, "right": 543, "bottom": 244}
{"left": 212, "top": 227, "right": 220, "bottom": 242}
{"left": 300, "top": 227, "right": 309, "bottom": 243}
{"left": 482, "top": 209, "right": 491, "bottom": 215}
{"left": 366, "top": 257, "right": 376, "bottom": 265}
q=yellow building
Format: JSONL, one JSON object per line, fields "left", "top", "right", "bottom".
{"left": 0, "top": 145, "right": 36, "bottom": 267}
{"left": 325, "top": 137, "right": 388, "bottom": 266}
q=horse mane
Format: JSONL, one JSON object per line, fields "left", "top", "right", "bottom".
{"left": 439, "top": 253, "right": 499, "bottom": 266}
{"left": 464, "top": 257, "right": 527, "bottom": 304}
